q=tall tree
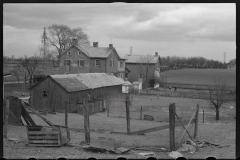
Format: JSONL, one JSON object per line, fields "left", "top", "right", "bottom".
{"left": 45, "top": 24, "right": 90, "bottom": 66}
{"left": 19, "top": 55, "right": 41, "bottom": 87}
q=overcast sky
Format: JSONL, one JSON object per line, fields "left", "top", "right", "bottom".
{"left": 3, "top": 3, "right": 236, "bottom": 62}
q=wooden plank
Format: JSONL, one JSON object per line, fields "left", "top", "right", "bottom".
{"left": 178, "top": 108, "right": 197, "bottom": 147}
{"left": 175, "top": 113, "right": 193, "bottom": 141}
{"left": 28, "top": 144, "right": 60, "bottom": 147}
{"left": 194, "top": 104, "right": 199, "bottom": 139}
{"left": 29, "top": 140, "right": 59, "bottom": 144}
{"left": 22, "top": 101, "right": 54, "bottom": 126}
{"left": 4, "top": 98, "right": 10, "bottom": 139}
{"left": 21, "top": 105, "right": 37, "bottom": 126}
{"left": 27, "top": 131, "right": 59, "bottom": 135}
{"left": 9, "top": 110, "right": 18, "bottom": 121}
{"left": 28, "top": 136, "right": 58, "bottom": 140}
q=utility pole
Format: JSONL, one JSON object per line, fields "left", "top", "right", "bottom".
{"left": 224, "top": 52, "right": 226, "bottom": 64}
{"left": 43, "top": 27, "right": 47, "bottom": 75}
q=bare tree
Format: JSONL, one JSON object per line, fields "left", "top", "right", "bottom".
{"left": 45, "top": 24, "right": 90, "bottom": 66}
{"left": 208, "top": 78, "right": 235, "bottom": 120}
{"left": 19, "top": 55, "right": 41, "bottom": 87}
{"left": 12, "top": 66, "right": 21, "bottom": 83}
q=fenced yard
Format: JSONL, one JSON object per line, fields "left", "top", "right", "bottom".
{"left": 4, "top": 94, "right": 236, "bottom": 159}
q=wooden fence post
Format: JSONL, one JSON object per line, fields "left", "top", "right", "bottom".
{"left": 65, "top": 101, "right": 70, "bottom": 140}
{"left": 203, "top": 110, "right": 204, "bottom": 124}
{"left": 169, "top": 103, "right": 176, "bottom": 151}
{"left": 4, "top": 98, "right": 10, "bottom": 139}
{"left": 140, "top": 106, "right": 142, "bottom": 120}
{"left": 83, "top": 103, "right": 90, "bottom": 143}
{"left": 126, "top": 94, "right": 131, "bottom": 135}
{"left": 107, "top": 98, "right": 109, "bottom": 117}
{"left": 194, "top": 104, "right": 199, "bottom": 139}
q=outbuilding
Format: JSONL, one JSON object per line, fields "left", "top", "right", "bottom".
{"left": 29, "top": 73, "right": 125, "bottom": 112}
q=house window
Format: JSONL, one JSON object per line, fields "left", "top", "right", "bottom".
{"left": 119, "top": 73, "right": 124, "bottom": 79}
{"left": 67, "top": 51, "right": 71, "bottom": 56}
{"left": 95, "top": 59, "right": 100, "bottom": 67}
{"left": 64, "top": 59, "right": 71, "bottom": 66}
{"left": 139, "top": 74, "right": 143, "bottom": 78}
{"left": 125, "top": 73, "right": 128, "bottom": 78}
{"left": 78, "top": 59, "right": 84, "bottom": 67}
{"left": 120, "top": 61, "right": 124, "bottom": 68}
{"left": 110, "top": 59, "right": 114, "bottom": 68}
{"left": 78, "top": 51, "right": 81, "bottom": 56}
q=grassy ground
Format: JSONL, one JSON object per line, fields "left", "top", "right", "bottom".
{"left": 3, "top": 94, "right": 236, "bottom": 159}
{"left": 161, "top": 69, "right": 236, "bottom": 87}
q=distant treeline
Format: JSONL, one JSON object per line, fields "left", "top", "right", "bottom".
{"left": 160, "top": 56, "right": 234, "bottom": 71}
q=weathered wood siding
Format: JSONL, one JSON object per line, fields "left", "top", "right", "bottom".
{"left": 30, "top": 77, "right": 123, "bottom": 113}
{"left": 30, "top": 77, "right": 69, "bottom": 112}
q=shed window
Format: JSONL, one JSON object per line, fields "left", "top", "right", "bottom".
{"left": 95, "top": 59, "right": 100, "bottom": 67}
{"left": 64, "top": 59, "right": 71, "bottom": 66}
{"left": 78, "top": 59, "right": 84, "bottom": 67}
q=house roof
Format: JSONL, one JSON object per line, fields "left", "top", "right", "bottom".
{"left": 124, "top": 54, "right": 159, "bottom": 64}
{"left": 132, "top": 81, "right": 142, "bottom": 85}
{"left": 63, "top": 44, "right": 119, "bottom": 58}
{"left": 31, "top": 73, "right": 125, "bottom": 92}
{"left": 123, "top": 81, "right": 132, "bottom": 85}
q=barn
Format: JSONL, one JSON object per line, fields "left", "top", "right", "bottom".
{"left": 29, "top": 73, "right": 125, "bottom": 113}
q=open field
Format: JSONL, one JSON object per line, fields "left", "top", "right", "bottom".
{"left": 3, "top": 94, "right": 236, "bottom": 159}
{"left": 161, "top": 69, "right": 236, "bottom": 87}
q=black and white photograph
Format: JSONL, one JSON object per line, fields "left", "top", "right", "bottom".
{"left": 3, "top": 3, "right": 236, "bottom": 159}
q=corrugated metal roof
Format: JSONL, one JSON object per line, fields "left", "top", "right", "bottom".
{"left": 50, "top": 73, "right": 125, "bottom": 92}
{"left": 124, "top": 54, "right": 159, "bottom": 64}
{"left": 75, "top": 45, "right": 114, "bottom": 58}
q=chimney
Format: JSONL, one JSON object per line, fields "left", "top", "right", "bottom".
{"left": 129, "top": 46, "right": 132, "bottom": 56}
{"left": 93, "top": 42, "right": 98, "bottom": 47}
{"left": 72, "top": 38, "right": 78, "bottom": 46}
{"left": 155, "top": 52, "right": 158, "bottom": 56}
{"left": 109, "top": 44, "right": 113, "bottom": 48}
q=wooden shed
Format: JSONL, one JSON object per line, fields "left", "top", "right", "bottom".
{"left": 29, "top": 73, "right": 125, "bottom": 112}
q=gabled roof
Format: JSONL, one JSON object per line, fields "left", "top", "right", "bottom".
{"left": 30, "top": 73, "right": 125, "bottom": 92}
{"left": 62, "top": 44, "right": 119, "bottom": 59}
{"left": 124, "top": 54, "right": 159, "bottom": 64}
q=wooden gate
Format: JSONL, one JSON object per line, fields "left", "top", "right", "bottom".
{"left": 3, "top": 98, "right": 22, "bottom": 126}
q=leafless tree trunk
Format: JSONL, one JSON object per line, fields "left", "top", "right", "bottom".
{"left": 12, "top": 66, "right": 20, "bottom": 83}
{"left": 137, "top": 54, "right": 159, "bottom": 89}
{"left": 208, "top": 78, "right": 235, "bottom": 121}
{"left": 19, "top": 55, "right": 40, "bottom": 87}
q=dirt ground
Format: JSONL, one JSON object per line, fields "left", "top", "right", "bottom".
{"left": 3, "top": 95, "right": 236, "bottom": 159}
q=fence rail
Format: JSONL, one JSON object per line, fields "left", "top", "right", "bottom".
{"left": 162, "top": 82, "right": 235, "bottom": 91}
{"left": 139, "top": 88, "right": 235, "bottom": 100}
